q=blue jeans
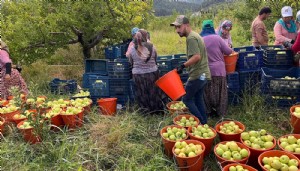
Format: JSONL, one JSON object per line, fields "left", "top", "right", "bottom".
{"left": 182, "top": 78, "right": 207, "bottom": 124}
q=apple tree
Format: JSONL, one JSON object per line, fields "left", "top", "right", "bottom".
{"left": 0, "top": 0, "right": 153, "bottom": 64}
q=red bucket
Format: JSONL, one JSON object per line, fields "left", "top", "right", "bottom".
{"left": 277, "top": 134, "right": 300, "bottom": 160}
{"left": 173, "top": 140, "right": 205, "bottom": 171}
{"left": 187, "top": 125, "right": 217, "bottom": 157}
{"left": 97, "top": 98, "right": 117, "bottom": 116}
{"left": 290, "top": 105, "right": 300, "bottom": 133}
{"left": 156, "top": 69, "right": 186, "bottom": 101}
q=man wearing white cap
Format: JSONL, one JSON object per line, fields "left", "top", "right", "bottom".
{"left": 274, "top": 6, "right": 298, "bottom": 45}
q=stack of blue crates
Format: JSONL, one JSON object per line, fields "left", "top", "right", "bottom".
{"left": 262, "top": 45, "right": 293, "bottom": 69}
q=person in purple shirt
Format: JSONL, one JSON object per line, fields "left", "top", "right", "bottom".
{"left": 0, "top": 41, "right": 28, "bottom": 99}
{"left": 200, "top": 20, "right": 234, "bottom": 117}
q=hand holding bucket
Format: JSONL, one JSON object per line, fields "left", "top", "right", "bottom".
{"left": 155, "top": 69, "right": 186, "bottom": 101}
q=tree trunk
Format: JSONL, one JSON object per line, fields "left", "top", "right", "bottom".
{"left": 83, "top": 46, "right": 91, "bottom": 59}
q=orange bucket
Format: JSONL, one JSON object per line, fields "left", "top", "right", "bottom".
{"left": 258, "top": 150, "right": 300, "bottom": 171}
{"left": 277, "top": 134, "right": 300, "bottom": 160}
{"left": 214, "top": 141, "right": 251, "bottom": 167}
{"left": 160, "top": 125, "right": 188, "bottom": 158}
{"left": 97, "top": 98, "right": 117, "bottom": 116}
{"left": 17, "top": 121, "right": 42, "bottom": 144}
{"left": 215, "top": 120, "right": 245, "bottom": 142}
{"left": 187, "top": 126, "right": 217, "bottom": 157}
{"left": 290, "top": 105, "right": 300, "bottom": 133}
{"left": 50, "top": 114, "right": 64, "bottom": 129}
{"left": 224, "top": 52, "right": 238, "bottom": 73}
{"left": 222, "top": 163, "right": 257, "bottom": 171}
{"left": 155, "top": 69, "right": 186, "bottom": 101}
{"left": 0, "top": 117, "right": 5, "bottom": 134}
{"left": 240, "top": 134, "right": 276, "bottom": 169}
{"left": 172, "top": 140, "right": 205, "bottom": 171}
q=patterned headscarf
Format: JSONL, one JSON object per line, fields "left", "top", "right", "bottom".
{"left": 217, "top": 20, "right": 232, "bottom": 39}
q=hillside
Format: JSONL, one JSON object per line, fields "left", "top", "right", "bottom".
{"left": 153, "top": 0, "right": 232, "bottom": 16}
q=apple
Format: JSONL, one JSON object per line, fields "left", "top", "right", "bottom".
{"left": 162, "top": 126, "right": 187, "bottom": 141}
{"left": 170, "top": 101, "right": 187, "bottom": 110}
{"left": 73, "top": 90, "right": 90, "bottom": 97}
{"left": 218, "top": 121, "right": 243, "bottom": 134}
{"left": 241, "top": 130, "right": 274, "bottom": 150}
{"left": 173, "top": 141, "right": 203, "bottom": 158}
{"left": 18, "top": 121, "right": 33, "bottom": 129}
{"left": 175, "top": 116, "right": 198, "bottom": 127}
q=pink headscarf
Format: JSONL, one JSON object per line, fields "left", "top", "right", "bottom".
{"left": 217, "top": 20, "right": 232, "bottom": 39}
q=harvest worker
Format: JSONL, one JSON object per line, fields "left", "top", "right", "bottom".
{"left": 0, "top": 41, "right": 28, "bottom": 99}
{"left": 216, "top": 20, "right": 233, "bottom": 48}
{"left": 127, "top": 29, "right": 166, "bottom": 113}
{"left": 251, "top": 7, "right": 272, "bottom": 47}
{"left": 170, "top": 15, "right": 211, "bottom": 124}
{"left": 125, "top": 27, "right": 139, "bottom": 58}
{"left": 273, "top": 6, "right": 297, "bottom": 45}
{"left": 200, "top": 20, "right": 234, "bottom": 117}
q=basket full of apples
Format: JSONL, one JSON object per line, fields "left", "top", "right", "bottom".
{"left": 290, "top": 105, "right": 300, "bottom": 134}
{"left": 0, "top": 104, "right": 20, "bottom": 122}
{"left": 278, "top": 134, "right": 300, "bottom": 160}
{"left": 258, "top": 150, "right": 300, "bottom": 171}
{"left": 222, "top": 163, "right": 257, "bottom": 171}
{"left": 214, "top": 141, "right": 250, "bottom": 167}
{"left": 215, "top": 120, "right": 245, "bottom": 142}
{"left": 173, "top": 114, "right": 200, "bottom": 128}
{"left": 166, "top": 101, "right": 188, "bottom": 115}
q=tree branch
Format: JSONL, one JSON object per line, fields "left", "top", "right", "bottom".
{"left": 87, "top": 29, "right": 108, "bottom": 49}
{"left": 24, "top": 38, "right": 79, "bottom": 50}
{"left": 106, "top": 1, "right": 116, "bottom": 19}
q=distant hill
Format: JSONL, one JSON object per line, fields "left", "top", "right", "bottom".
{"left": 153, "top": 0, "right": 230, "bottom": 16}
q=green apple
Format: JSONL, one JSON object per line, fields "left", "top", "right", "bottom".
{"left": 288, "top": 159, "right": 298, "bottom": 166}
{"left": 280, "top": 155, "right": 290, "bottom": 164}
{"left": 239, "top": 149, "right": 249, "bottom": 158}
{"left": 289, "top": 165, "right": 298, "bottom": 171}
{"left": 270, "top": 159, "right": 282, "bottom": 169}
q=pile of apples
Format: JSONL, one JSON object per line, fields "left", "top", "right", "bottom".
{"left": 0, "top": 105, "right": 19, "bottom": 114}
{"left": 228, "top": 165, "right": 250, "bottom": 171}
{"left": 175, "top": 116, "right": 198, "bottom": 127}
{"left": 73, "top": 90, "right": 90, "bottom": 97}
{"left": 292, "top": 107, "right": 300, "bottom": 118}
{"left": 61, "top": 106, "right": 83, "bottom": 115}
{"left": 45, "top": 107, "right": 62, "bottom": 119}
{"left": 241, "top": 129, "right": 275, "bottom": 150}
{"left": 215, "top": 141, "right": 249, "bottom": 161}
{"left": 170, "top": 101, "right": 187, "bottom": 110}
{"left": 47, "top": 99, "right": 70, "bottom": 108}
{"left": 279, "top": 135, "right": 300, "bottom": 153}
{"left": 218, "top": 121, "right": 243, "bottom": 134}
{"left": 13, "top": 110, "right": 35, "bottom": 120}
{"left": 18, "top": 121, "right": 33, "bottom": 129}
{"left": 162, "top": 126, "right": 187, "bottom": 141}
{"left": 190, "top": 124, "right": 215, "bottom": 139}
{"left": 70, "top": 98, "right": 92, "bottom": 108}
{"left": 261, "top": 155, "right": 299, "bottom": 170}
{"left": 173, "top": 141, "right": 203, "bottom": 157}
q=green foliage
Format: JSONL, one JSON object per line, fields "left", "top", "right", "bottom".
{"left": 1, "top": 1, "right": 153, "bottom": 63}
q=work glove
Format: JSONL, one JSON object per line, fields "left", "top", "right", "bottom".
{"left": 283, "top": 41, "right": 292, "bottom": 49}
{"left": 176, "top": 64, "right": 185, "bottom": 74}
{"left": 291, "top": 39, "right": 295, "bottom": 44}
{"left": 16, "top": 65, "right": 22, "bottom": 73}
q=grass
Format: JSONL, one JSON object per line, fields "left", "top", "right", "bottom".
{"left": 0, "top": 88, "right": 291, "bottom": 171}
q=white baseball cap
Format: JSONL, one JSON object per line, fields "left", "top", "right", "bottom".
{"left": 297, "top": 10, "right": 300, "bottom": 22}
{"left": 281, "top": 6, "right": 293, "bottom": 17}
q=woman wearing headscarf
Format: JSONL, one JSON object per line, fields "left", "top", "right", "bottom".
{"left": 128, "top": 29, "right": 165, "bottom": 113}
{"left": 274, "top": 6, "right": 297, "bottom": 45}
{"left": 200, "top": 20, "right": 234, "bottom": 117}
{"left": 0, "top": 41, "right": 28, "bottom": 99}
{"left": 216, "top": 20, "right": 233, "bottom": 48}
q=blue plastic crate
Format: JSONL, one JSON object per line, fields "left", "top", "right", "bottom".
{"left": 261, "top": 67, "right": 300, "bottom": 96}
{"left": 119, "top": 43, "right": 129, "bottom": 58}
{"left": 171, "top": 58, "right": 188, "bottom": 74}
{"left": 226, "top": 72, "right": 240, "bottom": 92}
{"left": 228, "top": 90, "right": 241, "bottom": 105}
{"left": 173, "top": 53, "right": 186, "bottom": 59}
{"left": 237, "top": 51, "right": 263, "bottom": 71}
{"left": 263, "top": 50, "right": 294, "bottom": 68}
{"left": 87, "top": 75, "right": 109, "bottom": 97}
{"left": 105, "top": 45, "right": 121, "bottom": 60}
{"left": 109, "top": 78, "right": 130, "bottom": 95}
{"left": 157, "top": 55, "right": 173, "bottom": 60}
{"left": 239, "top": 69, "right": 261, "bottom": 92}
{"left": 49, "top": 78, "right": 77, "bottom": 94}
{"left": 84, "top": 59, "right": 108, "bottom": 75}
{"left": 265, "top": 95, "right": 300, "bottom": 108}
{"left": 260, "top": 45, "right": 284, "bottom": 51}
{"left": 108, "top": 59, "right": 131, "bottom": 79}
{"left": 157, "top": 59, "right": 172, "bottom": 72}
{"left": 233, "top": 46, "right": 255, "bottom": 52}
